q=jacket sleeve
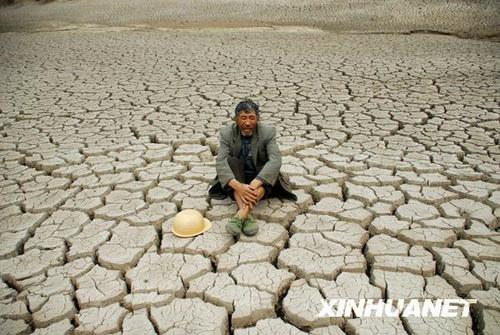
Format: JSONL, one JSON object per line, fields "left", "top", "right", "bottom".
{"left": 257, "top": 127, "right": 281, "bottom": 186}
{"left": 215, "top": 129, "right": 235, "bottom": 188}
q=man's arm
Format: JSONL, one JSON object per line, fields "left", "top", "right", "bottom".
{"left": 215, "top": 129, "right": 236, "bottom": 189}
{"left": 256, "top": 127, "right": 281, "bottom": 186}
{"left": 249, "top": 177, "right": 263, "bottom": 190}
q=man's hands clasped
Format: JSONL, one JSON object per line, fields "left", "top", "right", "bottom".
{"left": 232, "top": 179, "right": 263, "bottom": 209}
{"left": 238, "top": 183, "right": 258, "bottom": 207}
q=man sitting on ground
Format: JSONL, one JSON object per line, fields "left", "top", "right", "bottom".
{"left": 208, "top": 99, "right": 297, "bottom": 236}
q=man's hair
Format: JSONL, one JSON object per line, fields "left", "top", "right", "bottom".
{"left": 234, "top": 99, "right": 260, "bottom": 117}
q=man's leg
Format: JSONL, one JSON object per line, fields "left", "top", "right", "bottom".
{"left": 227, "top": 157, "right": 248, "bottom": 217}
{"left": 236, "top": 185, "right": 265, "bottom": 217}
{"left": 240, "top": 186, "right": 266, "bottom": 236}
{"left": 248, "top": 186, "right": 266, "bottom": 211}
{"left": 226, "top": 190, "right": 248, "bottom": 236}
{"left": 233, "top": 191, "right": 250, "bottom": 220}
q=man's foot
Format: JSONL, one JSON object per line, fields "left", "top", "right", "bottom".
{"left": 226, "top": 216, "right": 244, "bottom": 236}
{"left": 242, "top": 215, "right": 259, "bottom": 236}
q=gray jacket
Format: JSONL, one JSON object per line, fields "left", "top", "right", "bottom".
{"left": 208, "top": 122, "right": 296, "bottom": 201}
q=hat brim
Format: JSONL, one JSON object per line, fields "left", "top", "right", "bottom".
{"left": 172, "top": 218, "right": 212, "bottom": 238}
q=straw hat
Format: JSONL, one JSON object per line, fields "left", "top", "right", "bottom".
{"left": 172, "top": 209, "right": 212, "bottom": 237}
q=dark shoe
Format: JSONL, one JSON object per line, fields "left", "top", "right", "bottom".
{"left": 226, "top": 216, "right": 244, "bottom": 236}
{"left": 242, "top": 215, "right": 259, "bottom": 236}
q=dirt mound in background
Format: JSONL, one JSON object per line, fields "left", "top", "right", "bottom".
{"left": 0, "top": 0, "right": 54, "bottom": 5}
{"left": 0, "top": 0, "right": 499, "bottom": 38}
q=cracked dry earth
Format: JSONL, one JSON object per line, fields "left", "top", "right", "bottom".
{"left": 0, "top": 28, "right": 499, "bottom": 335}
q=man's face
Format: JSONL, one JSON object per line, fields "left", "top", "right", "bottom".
{"left": 236, "top": 110, "right": 258, "bottom": 136}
